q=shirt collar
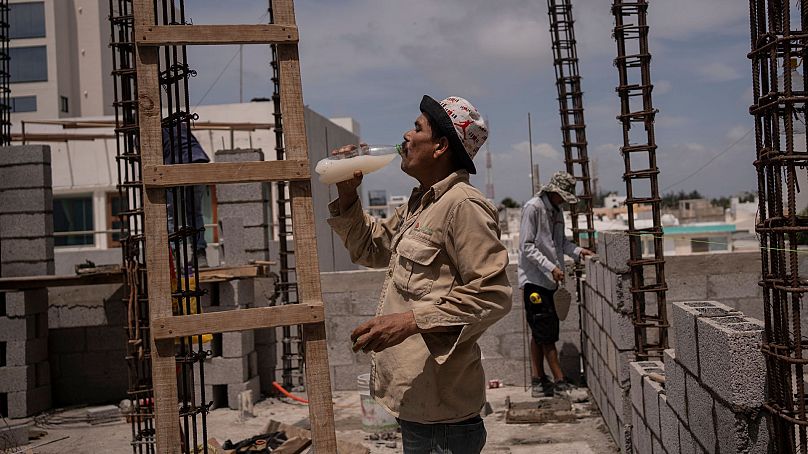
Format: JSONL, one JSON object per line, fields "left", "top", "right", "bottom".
{"left": 409, "top": 170, "right": 470, "bottom": 206}
{"left": 540, "top": 192, "right": 557, "bottom": 212}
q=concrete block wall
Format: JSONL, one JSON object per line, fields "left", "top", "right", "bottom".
{"left": 47, "top": 283, "right": 128, "bottom": 407}
{"left": 214, "top": 149, "right": 271, "bottom": 266}
{"left": 319, "top": 262, "right": 582, "bottom": 391}
{"left": 0, "top": 145, "right": 55, "bottom": 278}
{"left": 0, "top": 289, "right": 51, "bottom": 417}
{"left": 196, "top": 279, "right": 262, "bottom": 409}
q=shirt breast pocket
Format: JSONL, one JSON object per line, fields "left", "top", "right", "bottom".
{"left": 393, "top": 236, "right": 441, "bottom": 299}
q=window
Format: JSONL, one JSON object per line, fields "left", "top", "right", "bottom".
{"left": 708, "top": 236, "right": 729, "bottom": 252}
{"left": 10, "top": 95, "right": 36, "bottom": 113}
{"left": 9, "top": 2, "right": 45, "bottom": 39}
{"left": 106, "top": 193, "right": 123, "bottom": 248}
{"left": 60, "top": 96, "right": 68, "bottom": 113}
{"left": 10, "top": 46, "right": 47, "bottom": 83}
{"left": 54, "top": 195, "right": 94, "bottom": 246}
{"left": 691, "top": 237, "right": 710, "bottom": 253}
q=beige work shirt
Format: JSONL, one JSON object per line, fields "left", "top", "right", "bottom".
{"left": 327, "top": 170, "right": 512, "bottom": 424}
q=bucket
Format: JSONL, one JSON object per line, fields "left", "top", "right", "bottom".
{"left": 358, "top": 373, "right": 398, "bottom": 433}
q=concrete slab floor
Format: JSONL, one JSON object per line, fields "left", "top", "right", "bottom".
{"left": 9, "top": 387, "right": 617, "bottom": 453}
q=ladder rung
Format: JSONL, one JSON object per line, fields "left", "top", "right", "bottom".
{"left": 137, "top": 24, "right": 299, "bottom": 46}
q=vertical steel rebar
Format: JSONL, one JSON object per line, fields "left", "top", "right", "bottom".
{"left": 547, "top": 0, "right": 595, "bottom": 253}
{"left": 748, "top": 1, "right": 808, "bottom": 451}
{"left": 110, "top": 0, "right": 156, "bottom": 451}
{"left": 610, "top": 0, "right": 668, "bottom": 360}
{"left": 0, "top": 0, "right": 9, "bottom": 146}
{"left": 269, "top": 0, "right": 305, "bottom": 390}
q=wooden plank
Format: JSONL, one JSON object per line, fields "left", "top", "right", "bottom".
{"left": 274, "top": 1, "right": 338, "bottom": 452}
{"left": 142, "top": 160, "right": 310, "bottom": 188}
{"left": 137, "top": 24, "right": 299, "bottom": 46}
{"left": 151, "top": 303, "right": 325, "bottom": 339}
{"left": 132, "top": 0, "right": 181, "bottom": 452}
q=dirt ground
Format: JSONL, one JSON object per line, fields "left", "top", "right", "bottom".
{"left": 4, "top": 386, "right": 618, "bottom": 453}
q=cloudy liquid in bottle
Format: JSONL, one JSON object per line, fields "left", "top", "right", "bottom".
{"left": 315, "top": 145, "right": 401, "bottom": 184}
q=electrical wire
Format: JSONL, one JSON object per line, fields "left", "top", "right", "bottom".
{"left": 661, "top": 128, "right": 754, "bottom": 193}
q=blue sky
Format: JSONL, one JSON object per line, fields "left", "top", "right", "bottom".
{"left": 186, "top": 0, "right": 755, "bottom": 204}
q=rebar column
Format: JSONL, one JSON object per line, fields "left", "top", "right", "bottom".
{"left": 269, "top": 0, "right": 305, "bottom": 390}
{"left": 748, "top": 1, "right": 808, "bottom": 451}
{"left": 610, "top": 0, "right": 668, "bottom": 360}
{"left": 547, "top": 0, "right": 595, "bottom": 252}
{"left": 110, "top": 1, "right": 156, "bottom": 451}
{"left": 0, "top": 0, "right": 9, "bottom": 145}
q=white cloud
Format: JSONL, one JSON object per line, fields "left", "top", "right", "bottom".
{"left": 510, "top": 141, "right": 562, "bottom": 161}
{"left": 697, "top": 62, "right": 743, "bottom": 82}
{"left": 726, "top": 125, "right": 752, "bottom": 142}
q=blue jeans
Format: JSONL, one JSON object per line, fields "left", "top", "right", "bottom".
{"left": 398, "top": 416, "right": 487, "bottom": 454}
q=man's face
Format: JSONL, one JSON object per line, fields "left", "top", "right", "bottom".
{"left": 548, "top": 192, "right": 566, "bottom": 207}
{"left": 401, "top": 113, "right": 440, "bottom": 178}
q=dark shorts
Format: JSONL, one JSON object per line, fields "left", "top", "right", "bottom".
{"left": 398, "top": 415, "right": 486, "bottom": 454}
{"left": 523, "top": 283, "right": 559, "bottom": 344}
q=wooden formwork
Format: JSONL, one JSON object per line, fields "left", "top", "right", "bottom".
{"left": 131, "top": 0, "right": 337, "bottom": 451}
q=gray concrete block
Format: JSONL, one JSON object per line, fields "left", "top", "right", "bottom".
{"left": 685, "top": 373, "right": 715, "bottom": 453}
{"left": 5, "top": 289, "right": 48, "bottom": 316}
{"left": 237, "top": 225, "right": 270, "bottom": 252}
{"left": 697, "top": 315, "right": 765, "bottom": 409}
{"left": 0, "top": 424, "right": 29, "bottom": 450}
{"left": 643, "top": 375, "right": 664, "bottom": 439}
{"left": 222, "top": 330, "right": 255, "bottom": 358}
{"left": 1, "top": 237, "right": 54, "bottom": 263}
{"left": 606, "top": 338, "right": 618, "bottom": 377}
{"left": 659, "top": 394, "right": 679, "bottom": 454}
{"left": 214, "top": 148, "right": 264, "bottom": 163}
{"left": 0, "top": 361, "right": 47, "bottom": 391}
{"left": 664, "top": 349, "right": 687, "bottom": 421}
{"left": 671, "top": 301, "right": 740, "bottom": 377}
{"left": 617, "top": 350, "right": 636, "bottom": 386}
{"left": 0, "top": 188, "right": 52, "bottom": 214}
{"left": 0, "top": 314, "right": 42, "bottom": 341}
{"left": 325, "top": 315, "right": 368, "bottom": 367}
{"left": 603, "top": 231, "right": 631, "bottom": 273}
{"left": 0, "top": 145, "right": 51, "bottom": 166}
{"left": 217, "top": 202, "right": 268, "bottom": 228}
{"left": 614, "top": 384, "right": 632, "bottom": 424}
{"left": 0, "top": 163, "right": 51, "bottom": 190}
{"left": 613, "top": 272, "right": 633, "bottom": 315}
{"left": 0, "top": 260, "right": 54, "bottom": 278}
{"left": 219, "top": 279, "right": 254, "bottom": 308}
{"left": 714, "top": 400, "right": 769, "bottom": 454}
{"left": 5, "top": 337, "right": 48, "bottom": 366}
{"left": 7, "top": 384, "right": 51, "bottom": 418}
{"left": 0, "top": 213, "right": 52, "bottom": 239}
{"left": 630, "top": 361, "right": 664, "bottom": 418}
{"left": 604, "top": 267, "right": 615, "bottom": 307}
{"left": 679, "top": 420, "right": 698, "bottom": 454}
{"left": 203, "top": 356, "right": 249, "bottom": 384}
{"left": 632, "top": 407, "right": 653, "bottom": 454}
{"left": 215, "top": 182, "right": 268, "bottom": 203}
{"left": 612, "top": 309, "right": 635, "bottom": 351}
{"left": 652, "top": 436, "right": 663, "bottom": 454}
{"left": 226, "top": 375, "right": 261, "bottom": 410}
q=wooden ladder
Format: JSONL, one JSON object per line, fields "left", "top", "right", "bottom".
{"left": 131, "top": 1, "right": 337, "bottom": 451}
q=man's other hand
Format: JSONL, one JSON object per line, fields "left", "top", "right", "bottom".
{"left": 580, "top": 248, "right": 594, "bottom": 258}
{"left": 351, "top": 311, "right": 419, "bottom": 354}
{"left": 552, "top": 267, "right": 565, "bottom": 282}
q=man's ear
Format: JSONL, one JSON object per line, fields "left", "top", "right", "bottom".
{"left": 433, "top": 136, "right": 450, "bottom": 159}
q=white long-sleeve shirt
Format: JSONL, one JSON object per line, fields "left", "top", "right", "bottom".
{"left": 517, "top": 192, "right": 581, "bottom": 289}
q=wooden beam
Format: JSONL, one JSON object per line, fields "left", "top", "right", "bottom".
{"left": 151, "top": 303, "right": 325, "bottom": 340}
{"left": 274, "top": 1, "right": 338, "bottom": 452}
{"left": 142, "top": 160, "right": 310, "bottom": 188}
{"left": 137, "top": 24, "right": 298, "bottom": 46}
{"left": 132, "top": 0, "right": 181, "bottom": 451}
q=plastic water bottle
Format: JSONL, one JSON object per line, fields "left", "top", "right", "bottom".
{"left": 315, "top": 144, "right": 402, "bottom": 184}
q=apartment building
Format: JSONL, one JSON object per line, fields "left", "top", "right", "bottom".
{"left": 10, "top": 0, "right": 113, "bottom": 122}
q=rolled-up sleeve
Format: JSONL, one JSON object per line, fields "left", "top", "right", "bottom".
{"left": 327, "top": 198, "right": 401, "bottom": 269}
{"left": 519, "top": 202, "right": 557, "bottom": 274}
{"left": 411, "top": 198, "right": 512, "bottom": 363}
